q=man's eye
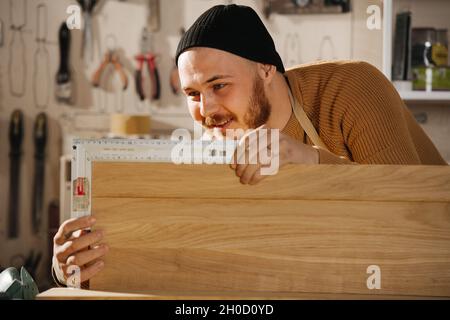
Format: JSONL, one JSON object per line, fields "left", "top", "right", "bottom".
{"left": 188, "top": 91, "right": 199, "bottom": 97}
{"left": 213, "top": 84, "right": 226, "bottom": 90}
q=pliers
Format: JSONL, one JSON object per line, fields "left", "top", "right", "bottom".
{"left": 135, "top": 27, "right": 160, "bottom": 101}
{"left": 92, "top": 50, "right": 128, "bottom": 90}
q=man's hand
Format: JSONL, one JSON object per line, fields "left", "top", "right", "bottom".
{"left": 230, "top": 126, "right": 319, "bottom": 185}
{"left": 53, "top": 216, "right": 108, "bottom": 285}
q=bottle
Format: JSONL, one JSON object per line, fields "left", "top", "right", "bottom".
{"left": 411, "top": 28, "right": 436, "bottom": 67}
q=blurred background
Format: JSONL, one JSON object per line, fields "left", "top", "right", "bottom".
{"left": 0, "top": 0, "right": 449, "bottom": 291}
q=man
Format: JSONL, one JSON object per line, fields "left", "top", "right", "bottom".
{"left": 174, "top": 4, "right": 446, "bottom": 187}
{"left": 52, "top": 4, "right": 446, "bottom": 287}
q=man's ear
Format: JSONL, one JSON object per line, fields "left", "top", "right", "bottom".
{"left": 256, "top": 63, "right": 276, "bottom": 84}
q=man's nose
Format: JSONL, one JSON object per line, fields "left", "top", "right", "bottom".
{"left": 199, "top": 94, "right": 220, "bottom": 118}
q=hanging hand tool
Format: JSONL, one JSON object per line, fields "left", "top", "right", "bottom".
{"left": 284, "top": 32, "right": 302, "bottom": 68}
{"left": 77, "top": 0, "right": 97, "bottom": 62}
{"left": 31, "top": 112, "right": 47, "bottom": 235}
{"left": 147, "top": 0, "right": 160, "bottom": 32}
{"left": 8, "top": 0, "right": 27, "bottom": 98}
{"left": 169, "top": 28, "right": 184, "bottom": 96}
{"left": 55, "top": 22, "right": 72, "bottom": 104}
{"left": 0, "top": 19, "right": 4, "bottom": 47}
{"left": 47, "top": 200, "right": 60, "bottom": 280}
{"left": 33, "top": 4, "right": 50, "bottom": 109}
{"left": 92, "top": 49, "right": 128, "bottom": 90}
{"left": 8, "top": 110, "right": 24, "bottom": 239}
{"left": 317, "top": 35, "right": 337, "bottom": 61}
{"left": 134, "top": 27, "right": 160, "bottom": 101}
{"left": 169, "top": 65, "right": 180, "bottom": 95}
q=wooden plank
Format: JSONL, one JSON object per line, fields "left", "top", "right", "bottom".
{"left": 37, "top": 288, "right": 149, "bottom": 300}
{"left": 92, "top": 163, "right": 450, "bottom": 202}
{"left": 37, "top": 288, "right": 445, "bottom": 300}
{"left": 89, "top": 198, "right": 450, "bottom": 297}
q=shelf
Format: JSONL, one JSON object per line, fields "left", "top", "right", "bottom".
{"left": 398, "top": 90, "right": 450, "bottom": 102}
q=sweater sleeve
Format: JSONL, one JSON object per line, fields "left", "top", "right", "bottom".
{"left": 315, "top": 146, "right": 354, "bottom": 164}
{"left": 335, "top": 62, "right": 421, "bottom": 165}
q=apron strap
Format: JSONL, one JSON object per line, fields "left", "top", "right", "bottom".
{"left": 286, "top": 75, "right": 329, "bottom": 151}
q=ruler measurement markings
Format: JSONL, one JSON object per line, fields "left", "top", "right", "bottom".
{"left": 71, "top": 139, "right": 237, "bottom": 218}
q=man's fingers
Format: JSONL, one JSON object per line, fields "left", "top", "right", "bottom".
{"left": 80, "top": 260, "right": 105, "bottom": 283}
{"left": 62, "top": 216, "right": 96, "bottom": 237}
{"left": 56, "top": 230, "right": 104, "bottom": 262}
{"left": 233, "top": 136, "right": 269, "bottom": 177}
{"left": 64, "top": 260, "right": 105, "bottom": 285}
{"left": 235, "top": 163, "right": 248, "bottom": 177}
{"left": 248, "top": 169, "right": 266, "bottom": 185}
{"left": 66, "top": 244, "right": 109, "bottom": 267}
{"left": 257, "top": 130, "right": 275, "bottom": 165}
{"left": 237, "top": 125, "right": 273, "bottom": 164}
{"left": 54, "top": 216, "right": 96, "bottom": 245}
{"left": 230, "top": 152, "right": 237, "bottom": 169}
{"left": 233, "top": 138, "right": 271, "bottom": 174}
{"left": 239, "top": 164, "right": 261, "bottom": 184}
{"left": 231, "top": 124, "right": 267, "bottom": 169}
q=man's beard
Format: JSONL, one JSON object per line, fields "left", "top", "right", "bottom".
{"left": 244, "top": 75, "right": 272, "bottom": 129}
{"left": 203, "top": 76, "right": 272, "bottom": 130}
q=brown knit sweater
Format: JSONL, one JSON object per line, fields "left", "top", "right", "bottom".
{"left": 282, "top": 60, "right": 447, "bottom": 165}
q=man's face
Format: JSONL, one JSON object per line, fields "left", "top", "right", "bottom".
{"left": 178, "top": 47, "right": 272, "bottom": 137}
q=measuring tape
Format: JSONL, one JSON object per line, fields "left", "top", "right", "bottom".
{"left": 71, "top": 138, "right": 238, "bottom": 218}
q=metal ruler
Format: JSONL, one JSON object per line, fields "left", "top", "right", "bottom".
{"left": 71, "top": 138, "right": 237, "bottom": 218}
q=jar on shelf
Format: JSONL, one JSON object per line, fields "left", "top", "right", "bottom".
{"left": 433, "top": 29, "right": 448, "bottom": 67}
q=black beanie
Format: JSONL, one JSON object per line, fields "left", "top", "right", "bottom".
{"left": 175, "top": 4, "right": 285, "bottom": 74}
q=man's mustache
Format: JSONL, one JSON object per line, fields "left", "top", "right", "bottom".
{"left": 203, "top": 114, "right": 235, "bottom": 127}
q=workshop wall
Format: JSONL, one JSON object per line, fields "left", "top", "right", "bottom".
{"left": 0, "top": 0, "right": 448, "bottom": 290}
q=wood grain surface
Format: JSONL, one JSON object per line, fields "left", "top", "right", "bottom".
{"left": 92, "top": 163, "right": 450, "bottom": 201}
{"left": 88, "top": 163, "right": 450, "bottom": 297}
{"left": 37, "top": 288, "right": 446, "bottom": 300}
